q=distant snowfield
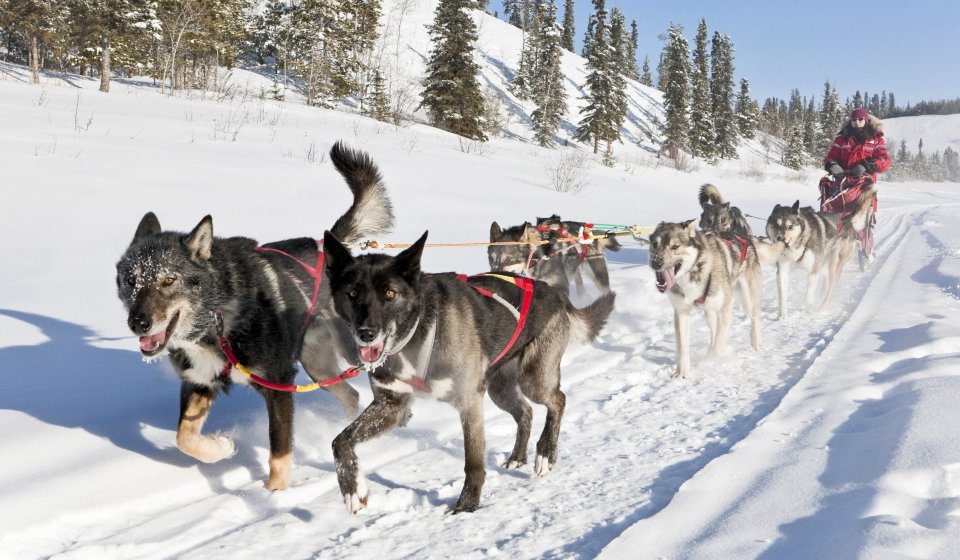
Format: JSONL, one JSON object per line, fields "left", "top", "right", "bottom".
{"left": 883, "top": 113, "right": 960, "bottom": 154}
{"left": 3, "top": 4, "right": 960, "bottom": 558}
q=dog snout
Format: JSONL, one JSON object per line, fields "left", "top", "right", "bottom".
{"left": 356, "top": 326, "right": 378, "bottom": 343}
{"left": 129, "top": 313, "right": 152, "bottom": 334}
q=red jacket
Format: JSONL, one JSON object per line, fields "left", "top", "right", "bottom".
{"left": 824, "top": 115, "right": 891, "bottom": 183}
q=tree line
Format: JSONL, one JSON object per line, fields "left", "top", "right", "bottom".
{"left": 2, "top": 0, "right": 956, "bottom": 181}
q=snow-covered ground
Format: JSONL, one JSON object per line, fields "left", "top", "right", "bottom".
{"left": 3, "top": 4, "right": 960, "bottom": 557}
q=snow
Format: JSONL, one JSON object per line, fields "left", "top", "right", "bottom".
{"left": 882, "top": 114, "right": 960, "bottom": 155}
{"left": 3, "top": 4, "right": 960, "bottom": 558}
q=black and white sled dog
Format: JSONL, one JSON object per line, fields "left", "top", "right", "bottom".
{"left": 765, "top": 184, "right": 877, "bottom": 318}
{"left": 323, "top": 231, "right": 615, "bottom": 514}
{"left": 698, "top": 183, "right": 753, "bottom": 237}
{"left": 649, "top": 220, "right": 783, "bottom": 379}
{"left": 115, "top": 142, "right": 394, "bottom": 491}
{"left": 488, "top": 215, "right": 619, "bottom": 294}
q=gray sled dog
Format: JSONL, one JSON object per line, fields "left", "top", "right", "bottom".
{"left": 698, "top": 183, "right": 753, "bottom": 237}
{"left": 535, "top": 214, "right": 621, "bottom": 294}
{"left": 323, "top": 230, "right": 615, "bottom": 514}
{"left": 765, "top": 184, "right": 877, "bottom": 318}
{"left": 115, "top": 142, "right": 394, "bottom": 491}
{"left": 488, "top": 216, "right": 619, "bottom": 294}
{"left": 649, "top": 220, "right": 782, "bottom": 379}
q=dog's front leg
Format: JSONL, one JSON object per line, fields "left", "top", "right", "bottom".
{"left": 776, "top": 262, "right": 790, "bottom": 319}
{"left": 673, "top": 309, "right": 690, "bottom": 379}
{"left": 450, "top": 398, "right": 486, "bottom": 514}
{"left": 263, "top": 390, "right": 294, "bottom": 491}
{"left": 176, "top": 383, "right": 236, "bottom": 463}
{"left": 332, "top": 386, "right": 411, "bottom": 515}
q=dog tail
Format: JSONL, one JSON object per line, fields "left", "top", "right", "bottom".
{"left": 598, "top": 236, "right": 622, "bottom": 252}
{"left": 843, "top": 183, "right": 878, "bottom": 233}
{"left": 568, "top": 291, "right": 616, "bottom": 344}
{"left": 751, "top": 237, "right": 786, "bottom": 266}
{"left": 698, "top": 183, "right": 725, "bottom": 208}
{"left": 328, "top": 141, "right": 395, "bottom": 244}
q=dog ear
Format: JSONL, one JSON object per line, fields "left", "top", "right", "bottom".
{"left": 791, "top": 200, "right": 801, "bottom": 213}
{"left": 392, "top": 231, "right": 428, "bottom": 283}
{"left": 132, "top": 212, "right": 161, "bottom": 244}
{"left": 722, "top": 202, "right": 731, "bottom": 209}
{"left": 773, "top": 204, "right": 781, "bottom": 211}
{"left": 185, "top": 216, "right": 214, "bottom": 261}
{"left": 490, "top": 221, "right": 501, "bottom": 240}
{"left": 681, "top": 219, "right": 696, "bottom": 235}
{"left": 323, "top": 230, "right": 354, "bottom": 280}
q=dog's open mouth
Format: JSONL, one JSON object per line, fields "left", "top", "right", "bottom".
{"left": 139, "top": 312, "right": 179, "bottom": 357}
{"left": 655, "top": 264, "right": 680, "bottom": 293}
{"left": 358, "top": 340, "right": 385, "bottom": 366}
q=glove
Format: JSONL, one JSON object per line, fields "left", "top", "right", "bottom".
{"left": 863, "top": 158, "right": 878, "bottom": 173}
{"left": 850, "top": 164, "right": 866, "bottom": 177}
{"left": 826, "top": 163, "right": 844, "bottom": 176}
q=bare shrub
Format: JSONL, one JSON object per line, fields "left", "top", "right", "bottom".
{"left": 458, "top": 137, "right": 489, "bottom": 156}
{"left": 547, "top": 150, "right": 589, "bottom": 194}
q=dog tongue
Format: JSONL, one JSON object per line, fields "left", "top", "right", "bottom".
{"left": 139, "top": 332, "right": 166, "bottom": 353}
{"left": 359, "top": 342, "right": 384, "bottom": 364}
{"left": 657, "top": 267, "right": 677, "bottom": 293}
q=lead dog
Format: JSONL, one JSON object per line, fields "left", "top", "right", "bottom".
{"left": 649, "top": 221, "right": 782, "bottom": 379}
{"left": 115, "top": 142, "right": 394, "bottom": 490}
{"left": 324, "top": 231, "right": 615, "bottom": 513}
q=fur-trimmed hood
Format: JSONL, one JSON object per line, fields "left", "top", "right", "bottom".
{"left": 840, "top": 114, "right": 884, "bottom": 137}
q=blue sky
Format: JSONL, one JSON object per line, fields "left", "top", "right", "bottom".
{"left": 488, "top": 0, "right": 960, "bottom": 107}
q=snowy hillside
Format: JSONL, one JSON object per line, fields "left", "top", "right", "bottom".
{"left": 882, "top": 113, "right": 960, "bottom": 154}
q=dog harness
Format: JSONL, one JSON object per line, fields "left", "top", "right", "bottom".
{"left": 458, "top": 273, "right": 535, "bottom": 367}
{"left": 213, "top": 241, "right": 363, "bottom": 393}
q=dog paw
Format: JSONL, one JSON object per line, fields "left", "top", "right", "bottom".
{"left": 534, "top": 454, "right": 554, "bottom": 478}
{"left": 503, "top": 458, "right": 526, "bottom": 469}
{"left": 181, "top": 434, "right": 236, "bottom": 463}
{"left": 671, "top": 368, "right": 687, "bottom": 380}
{"left": 343, "top": 492, "right": 369, "bottom": 515}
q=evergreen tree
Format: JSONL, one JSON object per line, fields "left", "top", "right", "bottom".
{"left": 639, "top": 55, "right": 653, "bottom": 87}
{"left": 512, "top": 0, "right": 539, "bottom": 100}
{"left": 710, "top": 31, "right": 737, "bottom": 159}
{"left": 803, "top": 96, "right": 819, "bottom": 155}
{"left": 573, "top": 0, "right": 626, "bottom": 160}
{"left": 561, "top": 0, "right": 574, "bottom": 51}
{"left": 888, "top": 92, "right": 897, "bottom": 115}
{"left": 852, "top": 89, "right": 863, "bottom": 108}
{"left": 660, "top": 24, "right": 690, "bottom": 160}
{"left": 5, "top": 0, "right": 68, "bottom": 83}
{"left": 628, "top": 19, "right": 640, "bottom": 80}
{"left": 419, "top": 0, "right": 487, "bottom": 141}
{"left": 502, "top": 0, "right": 522, "bottom": 27}
{"left": 608, "top": 7, "right": 628, "bottom": 78}
{"left": 688, "top": 19, "right": 714, "bottom": 160}
{"left": 581, "top": 12, "right": 595, "bottom": 57}
{"left": 734, "top": 78, "right": 758, "bottom": 139}
{"left": 656, "top": 50, "right": 668, "bottom": 91}
{"left": 529, "top": 0, "right": 566, "bottom": 147}
{"left": 366, "top": 67, "right": 392, "bottom": 123}
{"left": 782, "top": 122, "right": 806, "bottom": 170}
{"left": 819, "top": 80, "right": 843, "bottom": 152}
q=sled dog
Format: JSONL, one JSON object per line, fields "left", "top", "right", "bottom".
{"left": 115, "top": 142, "right": 394, "bottom": 491}
{"left": 488, "top": 215, "right": 620, "bottom": 294}
{"left": 649, "top": 220, "right": 780, "bottom": 379}
{"left": 698, "top": 184, "right": 753, "bottom": 237}
{"left": 324, "top": 231, "right": 615, "bottom": 514}
{"left": 765, "top": 184, "right": 876, "bottom": 318}
{"left": 535, "top": 214, "right": 621, "bottom": 294}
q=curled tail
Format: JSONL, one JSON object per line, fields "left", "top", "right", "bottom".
{"left": 843, "top": 183, "right": 878, "bottom": 233}
{"left": 568, "top": 291, "right": 616, "bottom": 344}
{"left": 698, "top": 183, "right": 725, "bottom": 208}
{"left": 329, "top": 141, "right": 395, "bottom": 245}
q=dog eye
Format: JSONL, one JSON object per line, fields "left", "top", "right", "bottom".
{"left": 384, "top": 289, "right": 396, "bottom": 300}
{"left": 125, "top": 275, "right": 136, "bottom": 286}
{"left": 162, "top": 276, "right": 176, "bottom": 286}
{"left": 671, "top": 244, "right": 680, "bottom": 250}
{"left": 348, "top": 289, "right": 359, "bottom": 300}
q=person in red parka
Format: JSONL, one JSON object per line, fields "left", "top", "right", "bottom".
{"left": 821, "top": 107, "right": 891, "bottom": 213}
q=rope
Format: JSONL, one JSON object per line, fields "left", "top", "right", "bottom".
{"left": 358, "top": 225, "right": 655, "bottom": 251}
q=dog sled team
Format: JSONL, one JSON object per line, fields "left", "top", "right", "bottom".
{"left": 115, "top": 108, "right": 889, "bottom": 514}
